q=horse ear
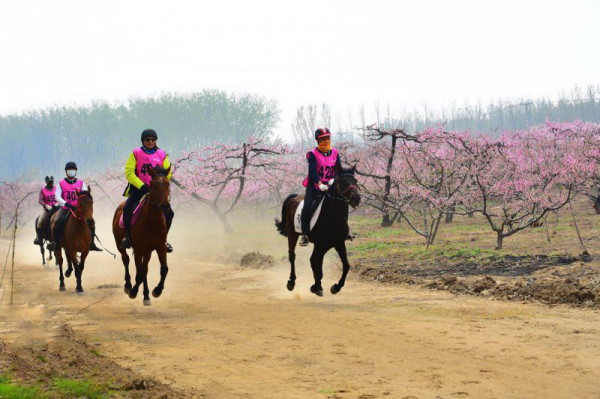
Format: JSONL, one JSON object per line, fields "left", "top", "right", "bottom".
{"left": 88, "top": 185, "right": 92, "bottom": 194}
{"left": 148, "top": 166, "right": 157, "bottom": 177}
{"left": 352, "top": 164, "right": 357, "bottom": 174}
{"left": 166, "top": 165, "right": 171, "bottom": 175}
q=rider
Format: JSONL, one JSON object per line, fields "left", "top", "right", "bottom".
{"left": 120, "top": 129, "right": 174, "bottom": 252}
{"left": 34, "top": 176, "right": 59, "bottom": 245}
{"left": 49, "top": 162, "right": 103, "bottom": 252}
{"left": 299, "top": 127, "right": 343, "bottom": 246}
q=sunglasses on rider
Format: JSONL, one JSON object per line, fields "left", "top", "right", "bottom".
{"left": 144, "top": 138, "right": 157, "bottom": 142}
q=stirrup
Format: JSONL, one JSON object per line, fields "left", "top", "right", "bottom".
{"left": 166, "top": 242, "right": 173, "bottom": 253}
{"left": 47, "top": 242, "right": 56, "bottom": 251}
{"left": 120, "top": 236, "right": 132, "bottom": 249}
{"left": 299, "top": 235, "right": 309, "bottom": 247}
{"left": 33, "top": 237, "right": 41, "bottom": 245}
{"left": 90, "top": 242, "right": 103, "bottom": 252}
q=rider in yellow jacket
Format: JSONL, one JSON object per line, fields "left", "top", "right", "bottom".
{"left": 121, "top": 129, "right": 174, "bottom": 252}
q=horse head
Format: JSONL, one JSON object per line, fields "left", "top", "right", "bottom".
{"left": 336, "top": 165, "right": 361, "bottom": 209}
{"left": 148, "top": 165, "right": 171, "bottom": 207}
{"left": 76, "top": 188, "right": 94, "bottom": 220}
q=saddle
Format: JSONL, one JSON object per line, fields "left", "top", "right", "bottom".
{"left": 118, "top": 195, "right": 148, "bottom": 229}
{"left": 294, "top": 193, "right": 325, "bottom": 234}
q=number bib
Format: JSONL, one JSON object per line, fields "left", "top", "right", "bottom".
{"left": 59, "top": 179, "right": 84, "bottom": 209}
{"left": 41, "top": 187, "right": 57, "bottom": 207}
{"left": 133, "top": 147, "right": 167, "bottom": 186}
{"left": 303, "top": 147, "right": 339, "bottom": 189}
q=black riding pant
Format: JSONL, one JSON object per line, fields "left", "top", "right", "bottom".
{"left": 301, "top": 186, "right": 319, "bottom": 236}
{"left": 123, "top": 186, "right": 174, "bottom": 237}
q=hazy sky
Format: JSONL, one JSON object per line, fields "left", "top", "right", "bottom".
{"left": 1, "top": 0, "right": 599, "bottom": 138}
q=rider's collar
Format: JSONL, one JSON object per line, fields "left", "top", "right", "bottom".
{"left": 316, "top": 148, "right": 332, "bottom": 156}
{"left": 65, "top": 177, "right": 78, "bottom": 183}
{"left": 141, "top": 146, "right": 159, "bottom": 155}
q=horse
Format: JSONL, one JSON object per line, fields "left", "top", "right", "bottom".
{"left": 50, "top": 190, "right": 94, "bottom": 294}
{"left": 35, "top": 210, "right": 56, "bottom": 266}
{"left": 275, "top": 167, "right": 361, "bottom": 296}
{"left": 112, "top": 166, "right": 171, "bottom": 306}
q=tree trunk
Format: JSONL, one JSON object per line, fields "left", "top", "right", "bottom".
{"left": 445, "top": 205, "right": 455, "bottom": 223}
{"left": 495, "top": 234, "right": 503, "bottom": 250}
{"left": 381, "top": 211, "right": 399, "bottom": 227}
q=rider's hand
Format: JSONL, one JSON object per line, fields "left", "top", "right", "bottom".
{"left": 319, "top": 183, "right": 328, "bottom": 192}
{"left": 328, "top": 178, "right": 335, "bottom": 187}
{"left": 66, "top": 203, "right": 76, "bottom": 211}
{"left": 45, "top": 205, "right": 52, "bottom": 211}
{"left": 139, "top": 184, "right": 150, "bottom": 195}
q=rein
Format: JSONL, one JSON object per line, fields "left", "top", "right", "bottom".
{"left": 68, "top": 194, "right": 89, "bottom": 221}
{"left": 326, "top": 176, "right": 359, "bottom": 204}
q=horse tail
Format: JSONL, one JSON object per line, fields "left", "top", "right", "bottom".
{"left": 275, "top": 194, "right": 298, "bottom": 237}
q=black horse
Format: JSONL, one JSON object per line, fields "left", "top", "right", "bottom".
{"left": 35, "top": 208, "right": 58, "bottom": 266}
{"left": 275, "top": 167, "right": 361, "bottom": 296}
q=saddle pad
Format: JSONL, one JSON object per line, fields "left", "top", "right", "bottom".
{"left": 294, "top": 196, "right": 325, "bottom": 234}
{"left": 118, "top": 195, "right": 148, "bottom": 229}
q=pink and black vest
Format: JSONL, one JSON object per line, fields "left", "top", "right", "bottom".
{"left": 59, "top": 179, "right": 84, "bottom": 209}
{"left": 41, "top": 187, "right": 57, "bottom": 207}
{"left": 302, "top": 147, "right": 339, "bottom": 189}
{"left": 133, "top": 147, "right": 167, "bottom": 186}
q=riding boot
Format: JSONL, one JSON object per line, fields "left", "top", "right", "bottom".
{"left": 33, "top": 235, "right": 41, "bottom": 245}
{"left": 164, "top": 205, "right": 174, "bottom": 253}
{"left": 87, "top": 220, "right": 103, "bottom": 252}
{"left": 299, "top": 235, "right": 310, "bottom": 246}
{"left": 120, "top": 209, "right": 133, "bottom": 249}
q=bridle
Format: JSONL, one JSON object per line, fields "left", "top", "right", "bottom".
{"left": 69, "top": 193, "right": 91, "bottom": 221}
{"left": 148, "top": 176, "right": 171, "bottom": 211}
{"left": 326, "top": 173, "right": 359, "bottom": 204}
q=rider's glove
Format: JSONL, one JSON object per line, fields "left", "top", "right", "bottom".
{"left": 319, "top": 183, "right": 328, "bottom": 192}
{"left": 45, "top": 205, "right": 52, "bottom": 211}
{"left": 139, "top": 184, "right": 150, "bottom": 195}
{"left": 66, "top": 203, "right": 76, "bottom": 211}
{"left": 328, "top": 178, "right": 335, "bottom": 187}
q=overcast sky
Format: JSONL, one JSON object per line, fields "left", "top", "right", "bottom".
{"left": 1, "top": 0, "right": 599, "bottom": 138}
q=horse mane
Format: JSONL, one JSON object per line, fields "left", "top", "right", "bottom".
{"left": 341, "top": 166, "right": 356, "bottom": 175}
{"left": 79, "top": 190, "right": 93, "bottom": 200}
{"left": 153, "top": 167, "right": 170, "bottom": 177}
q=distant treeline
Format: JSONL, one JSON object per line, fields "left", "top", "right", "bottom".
{"left": 387, "top": 85, "right": 600, "bottom": 133}
{"left": 0, "top": 90, "right": 279, "bottom": 179}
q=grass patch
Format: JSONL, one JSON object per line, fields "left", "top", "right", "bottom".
{"left": 90, "top": 348, "right": 102, "bottom": 358}
{"left": 53, "top": 378, "right": 110, "bottom": 398}
{"left": 0, "top": 378, "right": 44, "bottom": 399}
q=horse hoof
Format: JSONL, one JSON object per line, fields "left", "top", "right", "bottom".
{"left": 331, "top": 284, "right": 340, "bottom": 295}
{"left": 152, "top": 288, "right": 162, "bottom": 298}
{"left": 129, "top": 290, "right": 138, "bottom": 299}
{"left": 310, "top": 285, "right": 324, "bottom": 297}
{"left": 59, "top": 286, "right": 66, "bottom": 292}
{"left": 143, "top": 299, "right": 152, "bottom": 306}
{"left": 286, "top": 281, "right": 295, "bottom": 291}
{"left": 65, "top": 269, "right": 72, "bottom": 278}
{"left": 76, "top": 289, "right": 84, "bottom": 296}
{"left": 124, "top": 286, "right": 131, "bottom": 295}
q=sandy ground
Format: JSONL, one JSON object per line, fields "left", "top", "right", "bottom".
{"left": 1, "top": 215, "right": 599, "bottom": 399}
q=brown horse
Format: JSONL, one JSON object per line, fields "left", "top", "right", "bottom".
{"left": 112, "top": 166, "right": 171, "bottom": 306}
{"left": 51, "top": 190, "right": 94, "bottom": 294}
{"left": 275, "top": 167, "right": 360, "bottom": 296}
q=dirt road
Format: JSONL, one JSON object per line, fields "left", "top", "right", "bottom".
{"left": 1, "top": 219, "right": 599, "bottom": 398}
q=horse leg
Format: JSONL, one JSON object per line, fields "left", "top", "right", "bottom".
{"left": 331, "top": 243, "right": 350, "bottom": 295}
{"left": 142, "top": 251, "right": 152, "bottom": 306}
{"left": 152, "top": 247, "right": 168, "bottom": 298}
{"left": 309, "top": 243, "right": 327, "bottom": 297}
{"left": 118, "top": 248, "right": 132, "bottom": 294}
{"left": 76, "top": 250, "right": 89, "bottom": 294}
{"left": 129, "top": 250, "right": 143, "bottom": 299}
{"left": 287, "top": 233, "right": 299, "bottom": 291}
{"left": 65, "top": 257, "right": 73, "bottom": 278}
{"left": 56, "top": 248, "right": 65, "bottom": 291}
{"left": 47, "top": 242, "right": 53, "bottom": 262}
{"left": 39, "top": 240, "right": 46, "bottom": 266}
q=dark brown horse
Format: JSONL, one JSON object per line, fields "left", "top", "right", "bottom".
{"left": 35, "top": 210, "right": 57, "bottom": 266}
{"left": 51, "top": 190, "right": 94, "bottom": 294}
{"left": 275, "top": 167, "right": 360, "bottom": 296}
{"left": 112, "top": 166, "right": 171, "bottom": 306}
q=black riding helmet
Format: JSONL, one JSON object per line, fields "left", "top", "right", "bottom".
{"left": 45, "top": 175, "right": 54, "bottom": 182}
{"left": 65, "top": 162, "right": 77, "bottom": 170}
{"left": 315, "top": 127, "right": 331, "bottom": 141}
{"left": 141, "top": 129, "right": 158, "bottom": 142}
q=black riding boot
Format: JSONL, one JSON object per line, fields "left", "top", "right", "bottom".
{"left": 120, "top": 209, "right": 133, "bottom": 249}
{"left": 164, "top": 205, "right": 174, "bottom": 253}
{"left": 87, "top": 220, "right": 103, "bottom": 251}
{"left": 300, "top": 188, "right": 317, "bottom": 246}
